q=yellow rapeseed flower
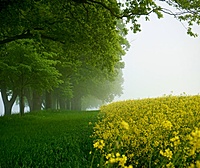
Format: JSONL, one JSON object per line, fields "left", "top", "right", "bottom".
{"left": 106, "top": 153, "right": 112, "bottom": 159}
{"left": 162, "top": 120, "right": 173, "bottom": 130}
{"left": 170, "top": 135, "right": 180, "bottom": 146}
{"left": 121, "top": 121, "right": 129, "bottom": 130}
{"left": 118, "top": 155, "right": 127, "bottom": 166}
{"left": 160, "top": 148, "right": 173, "bottom": 160}
{"left": 116, "top": 152, "right": 120, "bottom": 157}
{"left": 109, "top": 158, "right": 116, "bottom": 164}
{"left": 124, "top": 165, "right": 133, "bottom": 168}
{"left": 93, "top": 140, "right": 105, "bottom": 150}
{"left": 166, "top": 162, "right": 175, "bottom": 168}
{"left": 196, "top": 160, "right": 200, "bottom": 168}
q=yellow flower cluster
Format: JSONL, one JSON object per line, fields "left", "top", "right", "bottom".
{"left": 91, "top": 95, "right": 200, "bottom": 167}
{"left": 105, "top": 153, "right": 128, "bottom": 167}
{"left": 160, "top": 148, "right": 173, "bottom": 160}
{"left": 93, "top": 140, "right": 105, "bottom": 150}
{"left": 162, "top": 120, "right": 173, "bottom": 130}
{"left": 188, "top": 128, "right": 200, "bottom": 156}
{"left": 121, "top": 120, "right": 129, "bottom": 130}
{"left": 188, "top": 160, "right": 200, "bottom": 168}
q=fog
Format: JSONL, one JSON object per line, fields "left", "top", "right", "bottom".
{"left": 0, "top": 97, "right": 27, "bottom": 116}
{"left": 114, "top": 13, "right": 200, "bottom": 101}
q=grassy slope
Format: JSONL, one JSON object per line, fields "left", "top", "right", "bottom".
{"left": 0, "top": 110, "right": 98, "bottom": 168}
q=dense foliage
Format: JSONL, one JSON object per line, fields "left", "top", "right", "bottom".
{"left": 0, "top": 0, "right": 129, "bottom": 114}
{"left": 0, "top": 0, "right": 200, "bottom": 41}
{"left": 92, "top": 95, "right": 200, "bottom": 167}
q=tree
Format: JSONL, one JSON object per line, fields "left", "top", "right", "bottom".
{"left": 67, "top": 56, "right": 125, "bottom": 110}
{"left": 0, "top": 40, "right": 62, "bottom": 115}
{"left": 0, "top": 0, "right": 132, "bottom": 114}
{"left": 0, "top": 0, "right": 199, "bottom": 44}
{"left": 81, "top": 67, "right": 125, "bottom": 110}
{"left": 0, "top": 89, "right": 18, "bottom": 116}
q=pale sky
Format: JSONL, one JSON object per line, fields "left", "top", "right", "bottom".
{"left": 115, "top": 12, "right": 200, "bottom": 101}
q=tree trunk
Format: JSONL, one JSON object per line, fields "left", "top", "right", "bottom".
{"left": 66, "top": 99, "right": 71, "bottom": 110}
{"left": 71, "top": 96, "right": 82, "bottom": 111}
{"left": 32, "top": 91, "right": 42, "bottom": 111}
{"left": 25, "top": 88, "right": 33, "bottom": 112}
{"left": 59, "top": 97, "right": 66, "bottom": 110}
{"left": 19, "top": 88, "right": 25, "bottom": 116}
{"left": 4, "top": 102, "right": 12, "bottom": 115}
{"left": 1, "top": 87, "right": 18, "bottom": 116}
{"left": 45, "top": 91, "right": 52, "bottom": 110}
{"left": 52, "top": 94, "right": 57, "bottom": 110}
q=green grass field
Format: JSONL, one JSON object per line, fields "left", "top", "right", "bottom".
{"left": 0, "top": 110, "right": 99, "bottom": 168}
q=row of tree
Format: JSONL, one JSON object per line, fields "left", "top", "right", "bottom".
{"left": 0, "top": 38, "right": 127, "bottom": 115}
{"left": 0, "top": 0, "right": 199, "bottom": 115}
{"left": 0, "top": 0, "right": 130, "bottom": 115}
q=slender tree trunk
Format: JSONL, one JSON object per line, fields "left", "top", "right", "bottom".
{"left": 19, "top": 87, "right": 25, "bottom": 116}
{"left": 1, "top": 87, "right": 18, "bottom": 116}
{"left": 56, "top": 98, "right": 59, "bottom": 110}
{"left": 59, "top": 97, "right": 66, "bottom": 110}
{"left": 45, "top": 91, "right": 52, "bottom": 110}
{"left": 32, "top": 91, "right": 42, "bottom": 111}
{"left": 71, "top": 96, "right": 82, "bottom": 111}
{"left": 19, "top": 70, "right": 25, "bottom": 116}
{"left": 66, "top": 99, "right": 71, "bottom": 110}
{"left": 52, "top": 94, "right": 58, "bottom": 110}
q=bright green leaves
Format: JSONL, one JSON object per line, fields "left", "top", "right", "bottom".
{"left": 0, "top": 0, "right": 128, "bottom": 111}
{"left": 118, "top": 0, "right": 163, "bottom": 33}
{"left": 1, "top": 0, "right": 200, "bottom": 42}
{"left": 91, "top": 0, "right": 200, "bottom": 36}
{"left": 0, "top": 40, "right": 62, "bottom": 92}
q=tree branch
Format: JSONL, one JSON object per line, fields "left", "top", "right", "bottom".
{"left": 0, "top": 30, "right": 65, "bottom": 45}
{"left": 40, "top": 34, "right": 65, "bottom": 44}
{"left": 161, "top": 7, "right": 199, "bottom": 17}
{"left": 0, "top": 31, "right": 32, "bottom": 45}
{"left": 86, "top": 0, "right": 158, "bottom": 19}
{"left": 85, "top": 0, "right": 200, "bottom": 21}
{"left": 86, "top": 0, "right": 122, "bottom": 18}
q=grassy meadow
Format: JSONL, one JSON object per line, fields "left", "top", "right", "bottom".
{"left": 0, "top": 110, "right": 99, "bottom": 168}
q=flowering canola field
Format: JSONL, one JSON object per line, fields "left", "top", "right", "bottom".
{"left": 91, "top": 95, "right": 200, "bottom": 168}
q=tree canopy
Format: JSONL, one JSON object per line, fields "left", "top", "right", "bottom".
{"left": 0, "top": 0, "right": 199, "bottom": 115}
{"left": 0, "top": 0, "right": 200, "bottom": 43}
{"left": 0, "top": 40, "right": 62, "bottom": 115}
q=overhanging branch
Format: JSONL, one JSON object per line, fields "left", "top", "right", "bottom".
{"left": 86, "top": 0, "right": 159, "bottom": 19}
{"left": 85, "top": 0, "right": 200, "bottom": 21}
{"left": 0, "top": 30, "right": 65, "bottom": 45}
{"left": 86, "top": 0, "right": 122, "bottom": 18}
{"left": 0, "top": 31, "right": 32, "bottom": 45}
{"left": 161, "top": 7, "right": 199, "bottom": 17}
